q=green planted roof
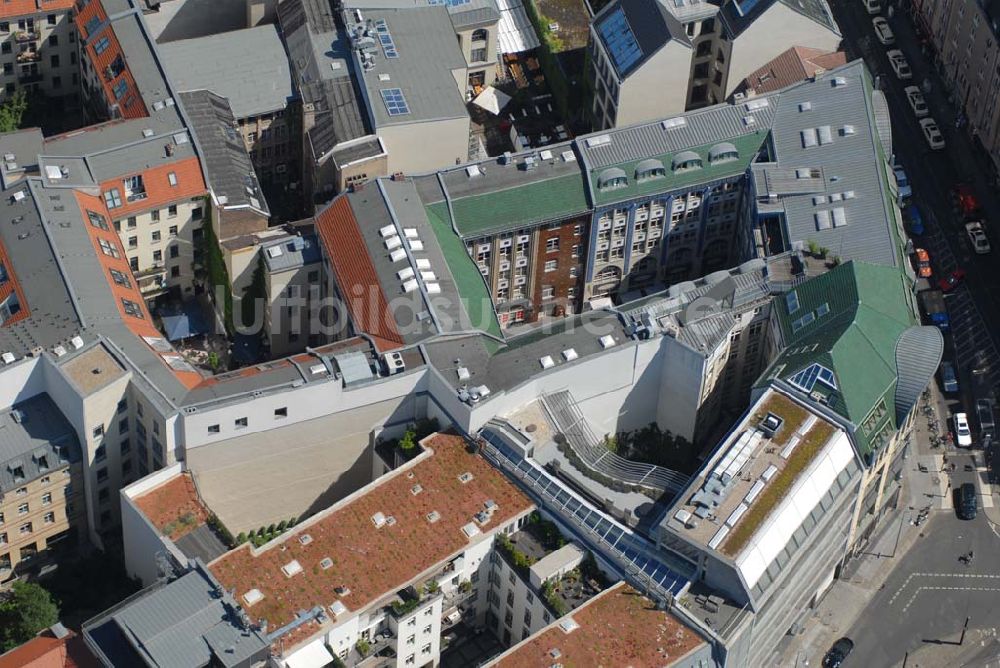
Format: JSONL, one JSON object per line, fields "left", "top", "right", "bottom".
{"left": 424, "top": 204, "right": 503, "bottom": 343}
{"left": 757, "top": 261, "right": 916, "bottom": 457}
{"left": 589, "top": 132, "right": 769, "bottom": 207}
{"left": 432, "top": 172, "right": 591, "bottom": 239}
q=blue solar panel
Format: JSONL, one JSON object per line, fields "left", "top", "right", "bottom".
{"left": 374, "top": 20, "right": 399, "bottom": 59}
{"left": 380, "top": 88, "right": 410, "bottom": 116}
{"left": 598, "top": 8, "right": 643, "bottom": 75}
{"left": 735, "top": 0, "right": 763, "bottom": 16}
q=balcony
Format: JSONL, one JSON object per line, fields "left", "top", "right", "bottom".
{"left": 14, "top": 30, "right": 39, "bottom": 44}
{"left": 17, "top": 72, "right": 42, "bottom": 85}
{"left": 16, "top": 51, "right": 40, "bottom": 64}
{"left": 136, "top": 266, "right": 168, "bottom": 296}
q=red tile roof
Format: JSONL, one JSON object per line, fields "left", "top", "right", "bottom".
{"left": 0, "top": 629, "right": 98, "bottom": 668}
{"left": 97, "top": 157, "right": 207, "bottom": 219}
{"left": 740, "top": 46, "right": 848, "bottom": 95}
{"left": 209, "top": 432, "right": 534, "bottom": 632}
{"left": 74, "top": 0, "right": 146, "bottom": 120}
{"left": 0, "top": 0, "right": 74, "bottom": 20}
{"left": 493, "top": 582, "right": 707, "bottom": 668}
{"left": 315, "top": 196, "right": 404, "bottom": 351}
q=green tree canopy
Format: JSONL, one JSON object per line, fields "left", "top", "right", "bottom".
{"left": 0, "top": 91, "right": 29, "bottom": 133}
{"left": 0, "top": 581, "right": 60, "bottom": 651}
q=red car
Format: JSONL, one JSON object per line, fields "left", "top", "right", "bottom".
{"left": 951, "top": 184, "right": 982, "bottom": 220}
{"left": 939, "top": 269, "right": 966, "bottom": 292}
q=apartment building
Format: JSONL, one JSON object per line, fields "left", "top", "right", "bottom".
{"left": 587, "top": 0, "right": 841, "bottom": 129}
{"left": 158, "top": 25, "right": 297, "bottom": 188}
{"left": 911, "top": 0, "right": 1000, "bottom": 180}
{"left": 0, "top": 395, "right": 85, "bottom": 585}
{"left": 0, "top": 0, "right": 79, "bottom": 105}
{"left": 259, "top": 232, "right": 323, "bottom": 357}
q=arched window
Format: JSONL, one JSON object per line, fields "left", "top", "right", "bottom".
{"left": 597, "top": 167, "right": 628, "bottom": 190}
{"left": 634, "top": 158, "right": 665, "bottom": 182}
{"left": 708, "top": 142, "right": 739, "bottom": 164}
{"left": 671, "top": 151, "right": 702, "bottom": 172}
{"left": 472, "top": 29, "right": 488, "bottom": 42}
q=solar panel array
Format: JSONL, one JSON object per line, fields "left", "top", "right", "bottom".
{"left": 374, "top": 19, "right": 399, "bottom": 58}
{"left": 380, "top": 88, "right": 410, "bottom": 116}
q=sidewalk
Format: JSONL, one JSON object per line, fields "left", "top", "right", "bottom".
{"left": 772, "top": 387, "right": 953, "bottom": 665}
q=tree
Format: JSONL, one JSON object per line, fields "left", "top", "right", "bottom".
{"left": 399, "top": 428, "right": 417, "bottom": 451}
{"left": 0, "top": 581, "right": 60, "bottom": 651}
{"left": 0, "top": 91, "right": 28, "bottom": 134}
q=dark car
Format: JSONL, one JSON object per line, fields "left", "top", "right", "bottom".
{"left": 959, "top": 482, "right": 978, "bottom": 520}
{"left": 907, "top": 204, "right": 925, "bottom": 235}
{"left": 823, "top": 637, "right": 855, "bottom": 668}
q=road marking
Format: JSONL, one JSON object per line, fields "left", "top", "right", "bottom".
{"left": 902, "top": 586, "right": 1000, "bottom": 613}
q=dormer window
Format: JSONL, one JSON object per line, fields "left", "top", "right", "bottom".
{"left": 596, "top": 167, "right": 628, "bottom": 190}
{"left": 123, "top": 174, "right": 146, "bottom": 203}
{"left": 671, "top": 151, "right": 702, "bottom": 172}
{"left": 708, "top": 142, "right": 739, "bottom": 164}
{"left": 634, "top": 158, "right": 665, "bottom": 182}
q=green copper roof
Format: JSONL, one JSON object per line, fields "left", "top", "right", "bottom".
{"left": 588, "top": 132, "right": 769, "bottom": 207}
{"left": 757, "top": 261, "right": 916, "bottom": 457}
{"left": 433, "top": 172, "right": 591, "bottom": 239}
{"left": 424, "top": 204, "right": 503, "bottom": 341}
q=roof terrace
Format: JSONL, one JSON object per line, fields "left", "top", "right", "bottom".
{"left": 666, "top": 389, "right": 848, "bottom": 558}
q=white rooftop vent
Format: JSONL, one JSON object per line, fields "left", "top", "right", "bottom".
{"left": 12, "top": 191, "right": 25, "bottom": 201}
{"left": 599, "top": 334, "right": 615, "bottom": 349}
{"left": 674, "top": 509, "right": 693, "bottom": 527}
{"left": 402, "top": 278, "right": 419, "bottom": 293}
{"left": 329, "top": 600, "right": 348, "bottom": 616}
{"left": 550, "top": 648, "right": 562, "bottom": 659}
{"left": 281, "top": 560, "right": 303, "bottom": 577}
{"left": 426, "top": 510, "right": 441, "bottom": 523}
{"left": 817, "top": 126, "right": 833, "bottom": 145}
{"left": 661, "top": 116, "right": 686, "bottom": 129}
{"left": 558, "top": 617, "right": 579, "bottom": 634}
{"left": 310, "top": 363, "right": 327, "bottom": 375}
{"left": 390, "top": 248, "right": 408, "bottom": 263}
{"left": 320, "top": 557, "right": 334, "bottom": 570}
{"left": 540, "top": 149, "right": 553, "bottom": 160}
{"left": 708, "top": 526, "right": 730, "bottom": 550}
{"left": 742, "top": 115, "right": 755, "bottom": 126}
{"left": 371, "top": 511, "right": 388, "bottom": 528}
{"left": 801, "top": 129, "right": 818, "bottom": 148}
{"left": 798, "top": 101, "right": 812, "bottom": 112}
{"left": 2, "top": 352, "right": 16, "bottom": 365}
{"left": 397, "top": 267, "right": 415, "bottom": 281}
{"left": 385, "top": 235, "right": 402, "bottom": 250}
{"left": 539, "top": 355, "right": 555, "bottom": 369}
{"left": 561, "top": 348, "right": 578, "bottom": 361}
{"left": 70, "top": 336, "right": 84, "bottom": 350}
{"left": 52, "top": 345, "right": 67, "bottom": 357}
{"left": 761, "top": 464, "right": 779, "bottom": 481}
{"left": 815, "top": 210, "right": 832, "bottom": 230}
{"left": 378, "top": 73, "right": 390, "bottom": 82}
{"left": 243, "top": 589, "right": 264, "bottom": 606}
{"left": 425, "top": 282, "right": 441, "bottom": 294}
{"left": 331, "top": 61, "right": 342, "bottom": 71}
{"left": 832, "top": 76, "right": 847, "bottom": 87}
{"left": 172, "top": 132, "right": 189, "bottom": 145}
{"left": 142, "top": 128, "right": 154, "bottom": 138}
{"left": 408, "top": 239, "right": 424, "bottom": 251}
{"left": 411, "top": 484, "right": 423, "bottom": 495}
{"left": 298, "top": 534, "right": 313, "bottom": 546}
{"left": 3, "top": 153, "right": 13, "bottom": 162}
{"left": 843, "top": 190, "right": 856, "bottom": 199}
{"left": 266, "top": 245, "right": 283, "bottom": 258}
{"left": 842, "top": 125, "right": 856, "bottom": 136}
{"left": 813, "top": 195, "right": 826, "bottom": 205}
{"left": 420, "top": 271, "right": 437, "bottom": 281}
{"left": 416, "top": 258, "right": 431, "bottom": 269}
{"left": 404, "top": 228, "right": 419, "bottom": 239}
{"left": 458, "top": 472, "right": 474, "bottom": 484}
{"left": 745, "top": 98, "right": 769, "bottom": 111}
{"left": 585, "top": 134, "right": 611, "bottom": 147}
{"left": 466, "top": 165, "right": 482, "bottom": 178}
{"left": 379, "top": 224, "right": 396, "bottom": 238}
{"left": 44, "top": 165, "right": 63, "bottom": 180}
{"left": 561, "top": 150, "right": 576, "bottom": 162}
{"left": 831, "top": 207, "right": 847, "bottom": 227}
{"left": 457, "top": 366, "right": 470, "bottom": 381}
{"left": 461, "top": 522, "right": 481, "bottom": 538}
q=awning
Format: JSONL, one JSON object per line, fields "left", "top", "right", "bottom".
{"left": 472, "top": 86, "right": 512, "bottom": 115}
{"left": 284, "top": 640, "right": 335, "bottom": 668}
{"left": 497, "top": 0, "right": 540, "bottom": 54}
{"left": 159, "top": 301, "right": 210, "bottom": 341}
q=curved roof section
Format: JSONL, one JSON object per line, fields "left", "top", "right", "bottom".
{"left": 597, "top": 167, "right": 628, "bottom": 188}
{"left": 894, "top": 325, "right": 943, "bottom": 424}
{"left": 634, "top": 158, "right": 664, "bottom": 175}
{"left": 709, "top": 141, "right": 739, "bottom": 162}
{"left": 671, "top": 150, "right": 702, "bottom": 169}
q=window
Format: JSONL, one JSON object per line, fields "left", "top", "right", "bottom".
{"left": 0, "top": 22, "right": 8, "bottom": 32}
{"left": 93, "top": 424, "right": 105, "bottom": 439}
{"left": 541, "top": 285, "right": 555, "bottom": 299}
{"left": 168, "top": 225, "right": 178, "bottom": 238}
{"left": 93, "top": 36, "right": 110, "bottom": 55}
{"left": 169, "top": 245, "right": 179, "bottom": 259}
{"left": 170, "top": 266, "right": 180, "bottom": 278}
{"left": 152, "top": 250, "right": 162, "bottom": 263}
{"left": 167, "top": 205, "right": 177, "bottom": 217}
{"left": 545, "top": 238, "right": 559, "bottom": 253}
{"left": 127, "top": 216, "right": 136, "bottom": 229}
{"left": 151, "top": 230, "right": 161, "bottom": 243}
{"left": 121, "top": 299, "right": 143, "bottom": 319}
{"left": 43, "top": 512, "right": 55, "bottom": 525}
{"left": 208, "top": 424, "right": 220, "bottom": 434}
{"left": 150, "top": 209, "right": 160, "bottom": 222}
{"left": 110, "top": 268, "right": 131, "bottom": 288}
{"left": 235, "top": 417, "right": 248, "bottom": 429}
{"left": 104, "top": 188, "right": 122, "bottom": 209}
{"left": 120, "top": 440, "right": 131, "bottom": 455}
{"left": 471, "top": 47, "right": 487, "bottom": 62}
{"left": 98, "top": 488, "right": 109, "bottom": 503}
{"left": 0, "top": 533, "right": 5, "bottom": 545}
{"left": 97, "top": 468, "right": 108, "bottom": 483}
{"left": 19, "top": 522, "right": 31, "bottom": 535}
{"left": 128, "top": 236, "right": 138, "bottom": 249}
{"left": 130, "top": 257, "right": 139, "bottom": 271}
{"left": 785, "top": 290, "right": 799, "bottom": 314}
{"left": 18, "top": 503, "right": 28, "bottom": 515}
{"left": 472, "top": 28, "right": 488, "bottom": 41}
{"left": 50, "top": 54, "right": 60, "bottom": 68}
{"left": 118, "top": 418, "right": 128, "bottom": 434}
{"left": 95, "top": 445, "right": 106, "bottom": 462}
{"left": 112, "top": 79, "right": 127, "bottom": 100}
{"left": 99, "top": 237, "right": 120, "bottom": 258}
{"left": 274, "top": 407, "right": 287, "bottom": 419}
{"left": 47, "top": 13, "right": 56, "bottom": 25}
{"left": 167, "top": 171, "right": 177, "bottom": 186}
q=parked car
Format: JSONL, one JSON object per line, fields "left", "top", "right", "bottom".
{"left": 887, "top": 50, "right": 912, "bottom": 79}
{"left": 862, "top": 0, "right": 881, "bottom": 15}
{"left": 976, "top": 398, "right": 995, "bottom": 441}
{"left": 894, "top": 166, "right": 912, "bottom": 204}
{"left": 940, "top": 361, "right": 959, "bottom": 393}
{"left": 920, "top": 117, "right": 945, "bottom": 149}
{"left": 823, "top": 637, "right": 855, "bottom": 668}
{"left": 873, "top": 17, "right": 895, "bottom": 45}
{"left": 904, "top": 86, "right": 929, "bottom": 117}
{"left": 951, "top": 183, "right": 983, "bottom": 220}
{"left": 906, "top": 203, "right": 925, "bottom": 235}
{"left": 966, "top": 221, "right": 991, "bottom": 254}
{"left": 955, "top": 412, "right": 973, "bottom": 447}
{"left": 939, "top": 268, "right": 966, "bottom": 292}
{"left": 912, "top": 248, "right": 932, "bottom": 278}
{"left": 958, "top": 482, "right": 977, "bottom": 520}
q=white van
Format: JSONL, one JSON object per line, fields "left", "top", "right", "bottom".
{"left": 863, "top": 0, "right": 881, "bottom": 14}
